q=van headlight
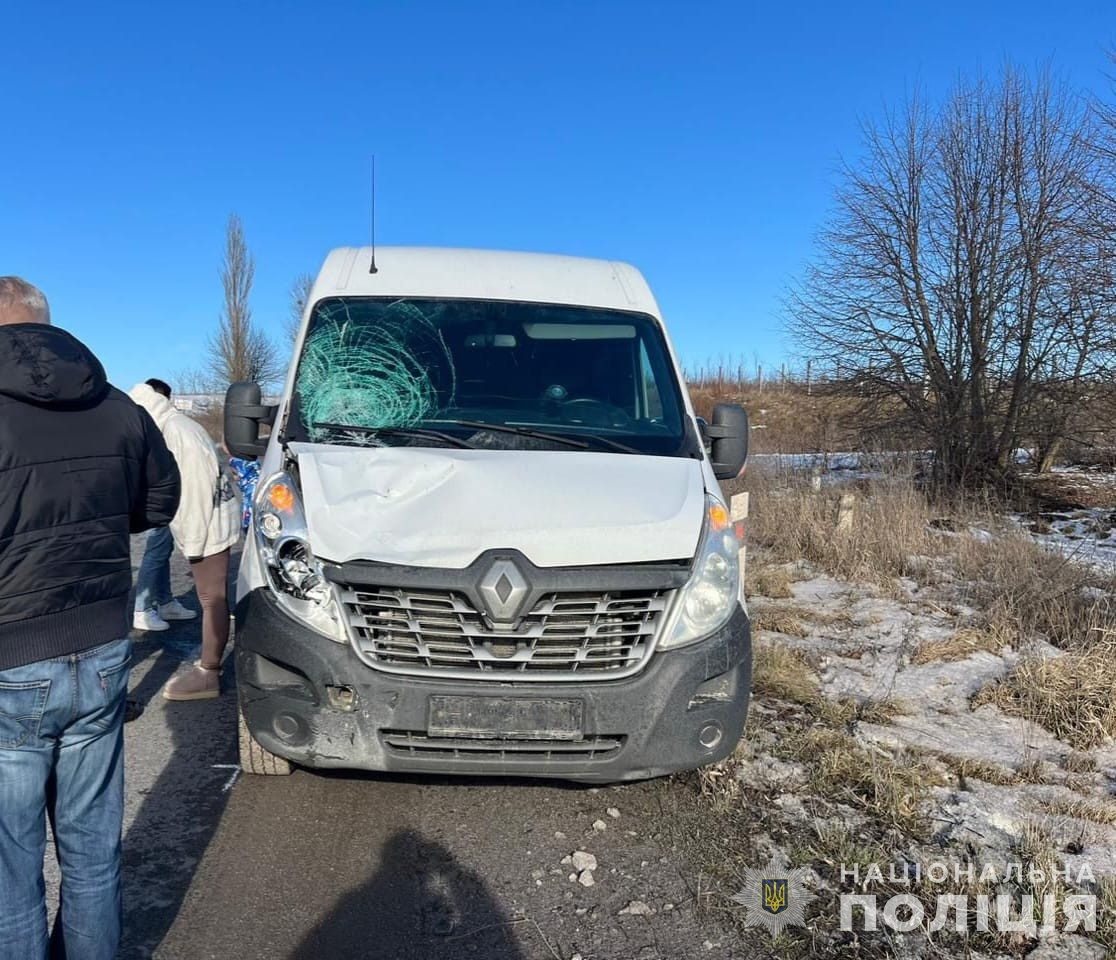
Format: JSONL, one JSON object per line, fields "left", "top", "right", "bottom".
{"left": 254, "top": 472, "right": 346, "bottom": 642}
{"left": 658, "top": 497, "right": 741, "bottom": 649}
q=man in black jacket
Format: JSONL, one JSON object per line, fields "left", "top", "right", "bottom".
{"left": 0, "top": 277, "right": 181, "bottom": 960}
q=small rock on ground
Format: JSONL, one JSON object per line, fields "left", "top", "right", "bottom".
{"left": 571, "top": 851, "right": 598, "bottom": 872}
{"left": 1026, "top": 935, "right": 1107, "bottom": 960}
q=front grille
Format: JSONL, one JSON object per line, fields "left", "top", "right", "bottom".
{"left": 338, "top": 584, "right": 671, "bottom": 680}
{"left": 382, "top": 730, "right": 625, "bottom": 762}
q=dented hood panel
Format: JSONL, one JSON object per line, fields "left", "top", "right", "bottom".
{"left": 290, "top": 444, "right": 705, "bottom": 568}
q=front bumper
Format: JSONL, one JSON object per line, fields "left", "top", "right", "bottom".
{"left": 234, "top": 588, "right": 751, "bottom": 782}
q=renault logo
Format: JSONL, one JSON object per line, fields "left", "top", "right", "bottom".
{"left": 478, "top": 559, "right": 529, "bottom": 623}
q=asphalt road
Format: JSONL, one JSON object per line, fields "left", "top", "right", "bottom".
{"left": 106, "top": 542, "right": 761, "bottom": 960}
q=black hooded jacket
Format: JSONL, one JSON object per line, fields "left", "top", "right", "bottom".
{"left": 0, "top": 323, "right": 181, "bottom": 669}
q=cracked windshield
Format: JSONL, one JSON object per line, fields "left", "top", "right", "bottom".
{"left": 288, "top": 297, "right": 689, "bottom": 456}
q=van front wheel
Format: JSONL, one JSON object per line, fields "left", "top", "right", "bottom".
{"left": 238, "top": 707, "right": 293, "bottom": 776}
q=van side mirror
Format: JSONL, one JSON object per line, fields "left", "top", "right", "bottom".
{"left": 224, "top": 382, "right": 276, "bottom": 459}
{"left": 706, "top": 403, "right": 749, "bottom": 480}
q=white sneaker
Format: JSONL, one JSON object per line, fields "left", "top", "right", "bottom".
{"left": 158, "top": 599, "right": 198, "bottom": 621}
{"left": 133, "top": 608, "right": 170, "bottom": 632}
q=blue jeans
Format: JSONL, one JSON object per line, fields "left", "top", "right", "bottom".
{"left": 0, "top": 637, "right": 131, "bottom": 960}
{"left": 134, "top": 525, "right": 173, "bottom": 613}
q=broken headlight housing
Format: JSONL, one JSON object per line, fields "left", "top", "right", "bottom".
{"left": 658, "top": 496, "right": 741, "bottom": 649}
{"left": 254, "top": 471, "right": 346, "bottom": 642}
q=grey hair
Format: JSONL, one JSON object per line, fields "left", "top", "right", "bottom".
{"left": 0, "top": 277, "right": 51, "bottom": 325}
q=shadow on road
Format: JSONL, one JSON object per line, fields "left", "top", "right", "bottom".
{"left": 118, "top": 547, "right": 240, "bottom": 960}
{"left": 290, "top": 829, "right": 528, "bottom": 960}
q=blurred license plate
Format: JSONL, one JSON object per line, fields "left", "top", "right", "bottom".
{"left": 428, "top": 696, "right": 584, "bottom": 740}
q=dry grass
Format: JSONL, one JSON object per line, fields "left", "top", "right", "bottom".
{"left": 747, "top": 565, "right": 795, "bottom": 599}
{"left": 686, "top": 379, "right": 871, "bottom": 456}
{"left": 752, "top": 642, "right": 819, "bottom": 703}
{"left": 744, "top": 462, "right": 1116, "bottom": 656}
{"left": 779, "top": 728, "right": 941, "bottom": 837}
{"left": 1023, "top": 471, "right": 1116, "bottom": 509}
{"left": 746, "top": 469, "right": 934, "bottom": 585}
{"left": 1018, "top": 757, "right": 1050, "bottom": 784}
{"left": 814, "top": 695, "right": 907, "bottom": 726}
{"left": 792, "top": 819, "right": 890, "bottom": 882}
{"left": 953, "top": 530, "right": 1116, "bottom": 651}
{"left": 751, "top": 642, "right": 904, "bottom": 724}
{"left": 975, "top": 645, "right": 1116, "bottom": 749}
{"left": 1064, "top": 751, "right": 1098, "bottom": 774}
{"left": 856, "top": 698, "right": 907, "bottom": 723}
{"left": 1065, "top": 773, "right": 1097, "bottom": 794}
{"left": 772, "top": 476, "right": 1116, "bottom": 750}
{"left": 690, "top": 463, "right": 1116, "bottom": 955}
{"left": 695, "top": 744, "right": 746, "bottom": 808}
{"left": 911, "top": 625, "right": 1010, "bottom": 664}
{"left": 749, "top": 603, "right": 810, "bottom": 637}
{"left": 1045, "top": 795, "right": 1116, "bottom": 825}
{"left": 1013, "top": 822, "right": 1070, "bottom": 932}
{"left": 934, "top": 752, "right": 1021, "bottom": 786}
{"left": 950, "top": 820, "right": 1115, "bottom": 952}
{"left": 1096, "top": 878, "right": 1116, "bottom": 955}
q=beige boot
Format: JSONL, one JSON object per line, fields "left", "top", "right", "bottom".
{"left": 163, "top": 661, "right": 221, "bottom": 701}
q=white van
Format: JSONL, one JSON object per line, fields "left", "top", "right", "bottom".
{"left": 225, "top": 247, "right": 750, "bottom": 781}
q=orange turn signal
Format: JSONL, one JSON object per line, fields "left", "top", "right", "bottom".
{"left": 708, "top": 503, "right": 730, "bottom": 532}
{"left": 268, "top": 483, "right": 296, "bottom": 513}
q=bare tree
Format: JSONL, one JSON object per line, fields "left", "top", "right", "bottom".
{"left": 206, "top": 214, "right": 284, "bottom": 387}
{"left": 285, "top": 272, "right": 314, "bottom": 345}
{"left": 790, "top": 66, "right": 1116, "bottom": 487}
{"left": 172, "top": 366, "right": 218, "bottom": 394}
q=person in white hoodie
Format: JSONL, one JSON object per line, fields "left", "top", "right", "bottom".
{"left": 129, "top": 381, "right": 240, "bottom": 700}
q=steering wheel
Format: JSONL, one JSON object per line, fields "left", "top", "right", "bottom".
{"left": 561, "top": 398, "right": 633, "bottom": 427}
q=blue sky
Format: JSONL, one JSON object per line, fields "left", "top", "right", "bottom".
{"left": 2, "top": 1, "right": 1114, "bottom": 389}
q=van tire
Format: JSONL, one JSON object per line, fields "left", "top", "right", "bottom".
{"left": 238, "top": 707, "right": 293, "bottom": 776}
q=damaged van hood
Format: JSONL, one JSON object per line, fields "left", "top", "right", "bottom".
{"left": 289, "top": 443, "right": 705, "bottom": 568}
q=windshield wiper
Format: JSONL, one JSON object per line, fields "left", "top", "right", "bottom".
{"left": 434, "top": 419, "right": 590, "bottom": 449}
{"left": 576, "top": 435, "right": 642, "bottom": 455}
{"left": 312, "top": 423, "right": 475, "bottom": 449}
{"left": 437, "top": 420, "right": 641, "bottom": 454}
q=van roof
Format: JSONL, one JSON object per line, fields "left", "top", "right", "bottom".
{"left": 311, "top": 247, "right": 662, "bottom": 317}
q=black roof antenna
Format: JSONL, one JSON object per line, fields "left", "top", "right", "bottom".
{"left": 369, "top": 154, "right": 378, "bottom": 274}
